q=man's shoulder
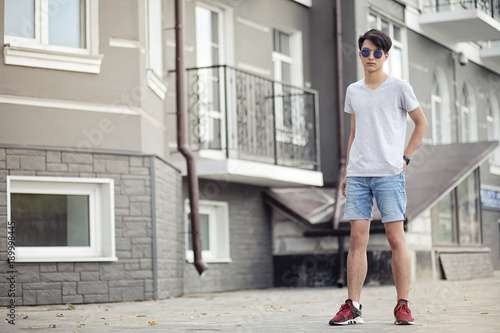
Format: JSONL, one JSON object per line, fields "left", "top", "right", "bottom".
{"left": 346, "top": 78, "right": 365, "bottom": 92}
{"left": 386, "top": 75, "right": 412, "bottom": 89}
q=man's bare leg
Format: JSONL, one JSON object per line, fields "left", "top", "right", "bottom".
{"left": 347, "top": 219, "right": 371, "bottom": 303}
{"left": 384, "top": 221, "right": 411, "bottom": 301}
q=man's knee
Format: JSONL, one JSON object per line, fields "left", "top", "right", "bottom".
{"left": 350, "top": 230, "right": 369, "bottom": 249}
{"left": 386, "top": 232, "right": 406, "bottom": 250}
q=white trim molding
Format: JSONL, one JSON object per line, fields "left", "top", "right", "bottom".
{"left": 175, "top": 158, "right": 324, "bottom": 187}
{"left": 3, "top": 0, "right": 103, "bottom": 74}
{"left": 184, "top": 199, "right": 231, "bottom": 263}
{"left": 109, "top": 37, "right": 145, "bottom": 53}
{"left": 3, "top": 44, "right": 103, "bottom": 74}
{"left": 291, "top": 0, "right": 312, "bottom": 7}
{"left": 7, "top": 176, "right": 117, "bottom": 262}
{"left": 147, "top": 69, "right": 167, "bottom": 100}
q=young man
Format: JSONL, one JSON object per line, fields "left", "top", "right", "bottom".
{"left": 329, "top": 29, "right": 428, "bottom": 326}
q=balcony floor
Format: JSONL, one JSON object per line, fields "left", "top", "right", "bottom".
{"left": 420, "top": 9, "right": 500, "bottom": 41}
{"left": 175, "top": 158, "right": 324, "bottom": 187}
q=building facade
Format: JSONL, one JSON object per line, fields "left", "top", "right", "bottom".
{"left": 0, "top": 0, "right": 322, "bottom": 305}
{"left": 1, "top": 0, "right": 499, "bottom": 307}
{"left": 271, "top": 0, "right": 500, "bottom": 286}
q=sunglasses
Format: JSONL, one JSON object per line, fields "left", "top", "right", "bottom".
{"left": 361, "top": 48, "right": 383, "bottom": 59}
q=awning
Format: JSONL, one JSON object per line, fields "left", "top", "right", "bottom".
{"left": 263, "top": 141, "right": 499, "bottom": 236}
{"left": 405, "top": 141, "right": 498, "bottom": 221}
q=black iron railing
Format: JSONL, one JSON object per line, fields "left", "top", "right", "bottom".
{"left": 430, "top": 0, "right": 500, "bottom": 20}
{"left": 186, "top": 65, "right": 320, "bottom": 171}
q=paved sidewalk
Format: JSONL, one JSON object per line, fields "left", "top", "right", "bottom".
{"left": 3, "top": 271, "right": 499, "bottom": 332}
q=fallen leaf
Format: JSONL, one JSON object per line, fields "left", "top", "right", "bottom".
{"left": 23, "top": 315, "right": 28, "bottom": 319}
{"left": 49, "top": 324, "right": 56, "bottom": 328}
{"left": 105, "top": 322, "right": 110, "bottom": 325}
{"left": 148, "top": 321, "right": 159, "bottom": 325}
{"left": 137, "top": 315, "right": 147, "bottom": 317}
{"left": 56, "top": 313, "right": 64, "bottom": 317}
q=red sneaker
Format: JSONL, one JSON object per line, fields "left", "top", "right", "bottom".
{"left": 329, "top": 299, "right": 363, "bottom": 325}
{"left": 394, "top": 299, "right": 414, "bottom": 325}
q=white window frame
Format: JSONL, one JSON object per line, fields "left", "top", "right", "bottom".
{"left": 431, "top": 73, "right": 442, "bottom": 144}
{"left": 7, "top": 176, "right": 116, "bottom": 262}
{"left": 184, "top": 200, "right": 231, "bottom": 263}
{"left": 366, "top": 10, "right": 408, "bottom": 81}
{"left": 272, "top": 28, "right": 306, "bottom": 146}
{"left": 432, "top": 68, "right": 452, "bottom": 144}
{"left": 145, "top": 0, "right": 167, "bottom": 99}
{"left": 3, "top": 0, "right": 103, "bottom": 74}
{"left": 195, "top": 2, "right": 232, "bottom": 158}
{"left": 487, "top": 95, "right": 500, "bottom": 175}
{"left": 461, "top": 83, "right": 478, "bottom": 143}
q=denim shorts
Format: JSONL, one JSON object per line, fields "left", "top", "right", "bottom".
{"left": 344, "top": 172, "right": 406, "bottom": 223}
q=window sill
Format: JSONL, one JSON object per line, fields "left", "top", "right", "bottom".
{"left": 147, "top": 69, "right": 167, "bottom": 99}
{"left": 13, "top": 256, "right": 119, "bottom": 263}
{"left": 490, "top": 164, "right": 500, "bottom": 175}
{"left": 3, "top": 44, "right": 104, "bottom": 74}
{"left": 433, "top": 246, "right": 490, "bottom": 253}
{"left": 185, "top": 258, "right": 232, "bottom": 264}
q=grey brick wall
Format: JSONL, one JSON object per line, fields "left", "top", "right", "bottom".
{"left": 183, "top": 179, "right": 273, "bottom": 294}
{"left": 154, "top": 157, "right": 184, "bottom": 298}
{"left": 0, "top": 148, "right": 183, "bottom": 305}
{"left": 482, "top": 209, "right": 500, "bottom": 270}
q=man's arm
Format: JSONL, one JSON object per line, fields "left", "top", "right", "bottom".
{"left": 404, "top": 106, "right": 428, "bottom": 169}
{"left": 341, "top": 114, "right": 355, "bottom": 196}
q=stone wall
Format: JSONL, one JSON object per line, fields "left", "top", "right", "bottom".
{"left": 482, "top": 209, "right": 500, "bottom": 270}
{"left": 154, "top": 157, "right": 184, "bottom": 298}
{"left": 0, "top": 148, "right": 183, "bottom": 305}
{"left": 183, "top": 179, "right": 273, "bottom": 293}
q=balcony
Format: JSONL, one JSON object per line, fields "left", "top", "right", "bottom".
{"left": 481, "top": 40, "right": 500, "bottom": 62}
{"left": 179, "top": 65, "right": 322, "bottom": 187}
{"left": 420, "top": 0, "right": 500, "bottom": 41}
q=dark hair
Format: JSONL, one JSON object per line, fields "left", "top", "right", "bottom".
{"left": 358, "top": 29, "right": 392, "bottom": 53}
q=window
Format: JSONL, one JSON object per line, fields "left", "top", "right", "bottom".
{"left": 146, "top": 0, "right": 167, "bottom": 99}
{"left": 431, "top": 191, "right": 457, "bottom": 244}
{"left": 195, "top": 4, "right": 226, "bottom": 151}
{"left": 273, "top": 29, "right": 293, "bottom": 144}
{"left": 431, "top": 74, "right": 443, "bottom": 144}
{"left": 457, "top": 171, "right": 481, "bottom": 244}
{"left": 272, "top": 28, "right": 306, "bottom": 146}
{"left": 431, "top": 169, "right": 482, "bottom": 246}
{"left": 461, "top": 83, "right": 477, "bottom": 142}
{"left": 3, "top": 0, "right": 102, "bottom": 73}
{"left": 7, "top": 176, "right": 116, "bottom": 262}
{"left": 368, "top": 12, "right": 406, "bottom": 80}
{"left": 185, "top": 200, "right": 230, "bottom": 263}
{"left": 431, "top": 69, "right": 452, "bottom": 144}
{"left": 486, "top": 97, "right": 500, "bottom": 169}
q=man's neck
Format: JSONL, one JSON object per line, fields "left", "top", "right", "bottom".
{"left": 364, "top": 69, "right": 389, "bottom": 87}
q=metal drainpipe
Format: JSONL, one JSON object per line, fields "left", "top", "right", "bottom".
{"left": 175, "top": 0, "right": 208, "bottom": 276}
{"left": 332, "top": 0, "right": 346, "bottom": 230}
{"left": 150, "top": 156, "right": 158, "bottom": 298}
{"left": 332, "top": 0, "right": 346, "bottom": 287}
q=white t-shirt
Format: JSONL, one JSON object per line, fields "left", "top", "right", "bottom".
{"left": 344, "top": 75, "right": 419, "bottom": 177}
